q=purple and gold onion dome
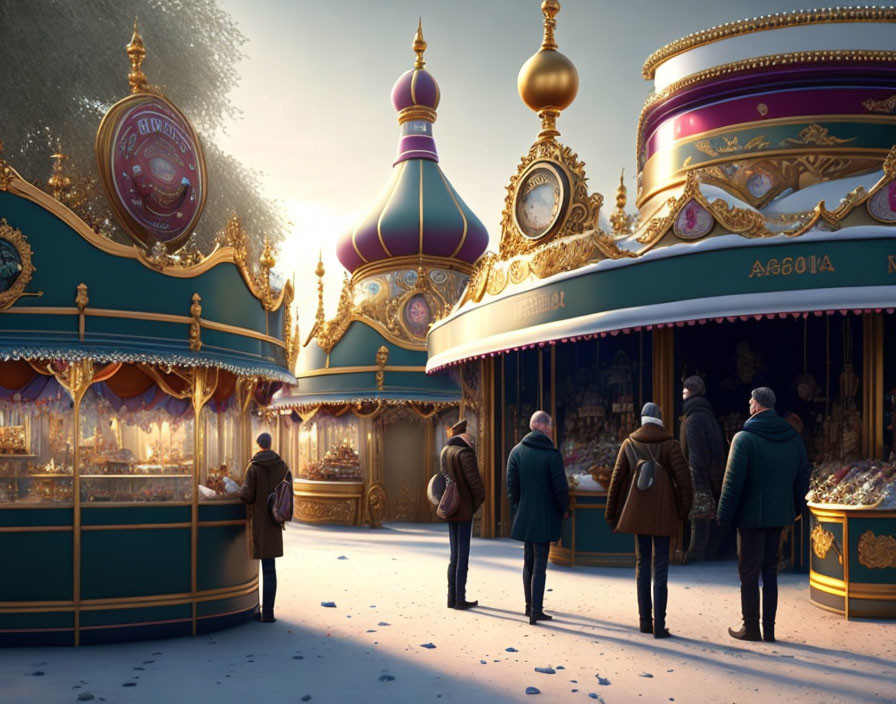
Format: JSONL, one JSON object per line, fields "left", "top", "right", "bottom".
{"left": 335, "top": 26, "right": 488, "bottom": 276}
{"left": 391, "top": 66, "right": 440, "bottom": 114}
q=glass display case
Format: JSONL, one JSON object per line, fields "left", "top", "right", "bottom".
{"left": 297, "top": 412, "right": 361, "bottom": 482}
{"left": 78, "top": 387, "right": 193, "bottom": 503}
{"left": 0, "top": 391, "right": 74, "bottom": 505}
{"left": 199, "top": 404, "right": 245, "bottom": 500}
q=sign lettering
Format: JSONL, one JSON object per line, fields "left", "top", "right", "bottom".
{"left": 749, "top": 254, "right": 835, "bottom": 279}
{"left": 513, "top": 290, "right": 566, "bottom": 321}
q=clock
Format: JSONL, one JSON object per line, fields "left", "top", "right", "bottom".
{"left": 513, "top": 161, "right": 567, "bottom": 240}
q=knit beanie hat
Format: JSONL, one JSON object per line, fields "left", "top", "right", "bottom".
{"left": 683, "top": 375, "right": 705, "bottom": 396}
{"left": 751, "top": 387, "right": 776, "bottom": 408}
{"left": 640, "top": 402, "right": 664, "bottom": 427}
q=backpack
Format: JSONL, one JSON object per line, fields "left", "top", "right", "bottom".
{"left": 267, "top": 470, "right": 293, "bottom": 526}
{"left": 624, "top": 440, "right": 662, "bottom": 491}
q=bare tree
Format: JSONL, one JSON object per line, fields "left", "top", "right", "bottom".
{"left": 0, "top": 0, "right": 283, "bottom": 256}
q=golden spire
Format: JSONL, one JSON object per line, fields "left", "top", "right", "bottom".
{"left": 413, "top": 18, "right": 427, "bottom": 69}
{"left": 48, "top": 150, "right": 71, "bottom": 201}
{"left": 610, "top": 169, "right": 634, "bottom": 235}
{"left": 315, "top": 251, "right": 326, "bottom": 333}
{"left": 541, "top": 0, "right": 560, "bottom": 50}
{"left": 127, "top": 18, "right": 148, "bottom": 93}
{"left": 517, "top": 0, "right": 579, "bottom": 142}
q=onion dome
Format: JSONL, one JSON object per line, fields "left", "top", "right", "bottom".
{"left": 336, "top": 21, "right": 488, "bottom": 276}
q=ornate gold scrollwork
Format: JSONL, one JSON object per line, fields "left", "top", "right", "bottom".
{"left": 0, "top": 219, "right": 39, "bottom": 312}
{"left": 75, "top": 283, "right": 88, "bottom": 341}
{"left": 295, "top": 498, "right": 356, "bottom": 524}
{"left": 367, "top": 481, "right": 387, "bottom": 528}
{"left": 811, "top": 523, "right": 842, "bottom": 563}
{"left": 857, "top": 530, "right": 896, "bottom": 569}
{"left": 375, "top": 345, "right": 389, "bottom": 392}
{"left": 189, "top": 293, "right": 202, "bottom": 352}
{"left": 0, "top": 141, "right": 13, "bottom": 191}
{"left": 282, "top": 282, "right": 296, "bottom": 371}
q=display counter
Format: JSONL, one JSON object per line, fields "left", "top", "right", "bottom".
{"left": 293, "top": 478, "right": 364, "bottom": 526}
{"left": 549, "top": 489, "right": 636, "bottom": 567}
{"left": 809, "top": 502, "right": 896, "bottom": 619}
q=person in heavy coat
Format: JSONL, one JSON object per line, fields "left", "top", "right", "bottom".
{"left": 606, "top": 402, "right": 693, "bottom": 638}
{"left": 239, "top": 432, "right": 292, "bottom": 623}
{"left": 506, "top": 410, "right": 570, "bottom": 625}
{"left": 440, "top": 418, "right": 486, "bottom": 610}
{"left": 679, "top": 375, "right": 727, "bottom": 561}
{"left": 717, "top": 387, "right": 810, "bottom": 643}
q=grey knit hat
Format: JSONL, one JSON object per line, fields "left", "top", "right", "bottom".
{"left": 751, "top": 387, "right": 776, "bottom": 408}
{"left": 640, "top": 402, "right": 663, "bottom": 426}
{"left": 683, "top": 375, "right": 705, "bottom": 396}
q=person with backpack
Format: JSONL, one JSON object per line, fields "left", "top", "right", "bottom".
{"left": 606, "top": 402, "right": 693, "bottom": 638}
{"left": 439, "top": 418, "right": 485, "bottom": 611}
{"left": 239, "top": 432, "right": 292, "bottom": 623}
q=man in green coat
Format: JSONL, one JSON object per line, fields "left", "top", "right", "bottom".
{"left": 507, "top": 410, "right": 570, "bottom": 625}
{"left": 717, "top": 387, "right": 810, "bottom": 643}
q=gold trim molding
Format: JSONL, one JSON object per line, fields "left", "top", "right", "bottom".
{"left": 857, "top": 530, "right": 896, "bottom": 569}
{"left": 642, "top": 8, "right": 896, "bottom": 79}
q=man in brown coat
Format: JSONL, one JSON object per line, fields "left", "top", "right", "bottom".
{"left": 239, "top": 432, "right": 292, "bottom": 623}
{"left": 441, "top": 419, "right": 485, "bottom": 610}
{"left": 606, "top": 403, "right": 693, "bottom": 638}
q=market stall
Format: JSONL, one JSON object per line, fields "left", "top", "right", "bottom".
{"left": 0, "top": 26, "right": 294, "bottom": 646}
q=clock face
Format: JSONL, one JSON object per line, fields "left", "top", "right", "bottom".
{"left": 515, "top": 163, "right": 565, "bottom": 240}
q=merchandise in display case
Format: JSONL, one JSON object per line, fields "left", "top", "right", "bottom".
{"left": 298, "top": 413, "right": 362, "bottom": 482}
{"left": 199, "top": 405, "right": 245, "bottom": 500}
{"left": 78, "top": 388, "right": 193, "bottom": 503}
{"left": 807, "top": 459, "right": 896, "bottom": 509}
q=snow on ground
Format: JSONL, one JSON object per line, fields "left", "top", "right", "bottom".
{"left": 3, "top": 522, "right": 896, "bottom": 703}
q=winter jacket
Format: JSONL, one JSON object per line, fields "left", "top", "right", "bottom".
{"left": 716, "top": 410, "right": 811, "bottom": 528}
{"left": 440, "top": 436, "right": 485, "bottom": 522}
{"left": 605, "top": 422, "right": 693, "bottom": 535}
{"left": 680, "top": 395, "right": 727, "bottom": 499}
{"left": 239, "top": 450, "right": 291, "bottom": 559}
{"left": 507, "top": 430, "right": 570, "bottom": 543}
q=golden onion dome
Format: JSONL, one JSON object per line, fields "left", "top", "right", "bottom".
{"left": 517, "top": 1, "right": 578, "bottom": 136}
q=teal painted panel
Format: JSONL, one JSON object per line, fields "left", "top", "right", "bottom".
{"left": 1, "top": 531, "right": 72, "bottom": 601}
{"left": 197, "top": 524, "right": 255, "bottom": 591}
{"left": 328, "top": 322, "right": 426, "bottom": 368}
{"left": 810, "top": 517, "right": 844, "bottom": 581}
{"left": 199, "top": 502, "right": 246, "bottom": 522}
{"left": 80, "top": 603, "right": 191, "bottom": 627}
{"left": 81, "top": 528, "right": 190, "bottom": 599}
{"left": 196, "top": 590, "right": 257, "bottom": 618}
{"left": 0, "top": 610, "right": 74, "bottom": 629}
{"left": 429, "top": 238, "right": 896, "bottom": 354}
{"left": 82, "top": 505, "right": 191, "bottom": 526}
{"left": 846, "top": 515, "right": 896, "bottom": 584}
{"left": 0, "top": 507, "right": 72, "bottom": 527}
{"left": 421, "top": 160, "right": 466, "bottom": 232}
{"left": 569, "top": 497, "right": 636, "bottom": 554}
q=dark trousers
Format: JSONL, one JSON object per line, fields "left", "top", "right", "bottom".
{"left": 635, "top": 534, "right": 670, "bottom": 626}
{"left": 737, "top": 526, "right": 782, "bottom": 629}
{"left": 447, "top": 520, "right": 472, "bottom": 605}
{"left": 523, "top": 541, "right": 550, "bottom": 612}
{"left": 261, "top": 558, "right": 277, "bottom": 618}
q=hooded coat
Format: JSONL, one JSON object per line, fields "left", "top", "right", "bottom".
{"left": 680, "top": 395, "right": 727, "bottom": 499}
{"left": 605, "top": 422, "right": 693, "bottom": 536}
{"left": 440, "top": 436, "right": 485, "bottom": 522}
{"left": 717, "top": 410, "right": 811, "bottom": 528}
{"left": 239, "top": 449, "right": 291, "bottom": 559}
{"left": 506, "top": 430, "right": 570, "bottom": 543}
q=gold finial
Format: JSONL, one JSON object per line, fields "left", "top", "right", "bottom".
{"left": 413, "top": 18, "right": 427, "bottom": 70}
{"left": 48, "top": 150, "right": 71, "bottom": 201}
{"left": 610, "top": 169, "right": 634, "bottom": 236}
{"left": 315, "top": 251, "right": 326, "bottom": 333}
{"left": 517, "top": 0, "right": 578, "bottom": 142}
{"left": 127, "top": 18, "right": 148, "bottom": 93}
{"left": 260, "top": 237, "right": 276, "bottom": 271}
{"left": 541, "top": 0, "right": 560, "bottom": 50}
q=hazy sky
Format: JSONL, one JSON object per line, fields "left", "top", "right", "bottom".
{"left": 214, "top": 0, "right": 839, "bottom": 322}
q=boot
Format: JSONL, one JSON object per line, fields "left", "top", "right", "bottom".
{"left": 454, "top": 599, "right": 478, "bottom": 610}
{"left": 763, "top": 622, "right": 775, "bottom": 642}
{"left": 529, "top": 610, "right": 553, "bottom": 625}
{"left": 639, "top": 619, "right": 653, "bottom": 634}
{"left": 653, "top": 620, "right": 671, "bottom": 638}
{"left": 728, "top": 624, "right": 762, "bottom": 641}
{"left": 524, "top": 604, "right": 531, "bottom": 617}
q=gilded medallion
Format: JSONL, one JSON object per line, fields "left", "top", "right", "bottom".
{"left": 0, "top": 219, "right": 36, "bottom": 312}
{"left": 514, "top": 161, "right": 567, "bottom": 240}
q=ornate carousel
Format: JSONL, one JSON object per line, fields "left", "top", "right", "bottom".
{"left": 427, "top": 3, "right": 896, "bottom": 617}
{"left": 270, "top": 24, "right": 488, "bottom": 528}
{"left": 0, "top": 27, "right": 294, "bottom": 645}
